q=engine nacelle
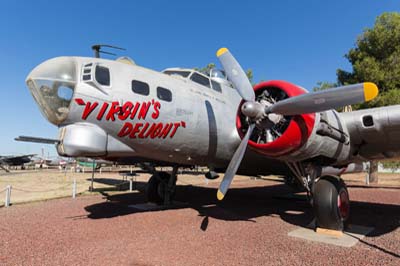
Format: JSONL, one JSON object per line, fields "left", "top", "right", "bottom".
{"left": 237, "top": 80, "right": 352, "bottom": 165}
{"left": 236, "top": 80, "right": 315, "bottom": 157}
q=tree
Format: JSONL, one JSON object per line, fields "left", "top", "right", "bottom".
{"left": 195, "top": 63, "right": 216, "bottom": 75}
{"left": 312, "top": 81, "right": 338, "bottom": 92}
{"left": 381, "top": 160, "right": 400, "bottom": 173}
{"left": 337, "top": 12, "right": 400, "bottom": 110}
{"left": 315, "top": 12, "right": 400, "bottom": 183}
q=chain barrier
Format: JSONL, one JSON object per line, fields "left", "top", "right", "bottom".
{"left": 12, "top": 183, "right": 72, "bottom": 193}
{"left": 1, "top": 174, "right": 140, "bottom": 207}
{"left": 5, "top": 179, "right": 133, "bottom": 195}
{"left": 0, "top": 187, "right": 6, "bottom": 205}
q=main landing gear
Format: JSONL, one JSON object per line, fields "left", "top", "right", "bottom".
{"left": 286, "top": 163, "right": 350, "bottom": 231}
{"left": 145, "top": 166, "right": 178, "bottom": 205}
{"left": 312, "top": 175, "right": 350, "bottom": 231}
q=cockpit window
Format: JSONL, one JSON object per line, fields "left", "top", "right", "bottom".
{"left": 211, "top": 80, "right": 222, "bottom": 93}
{"left": 95, "top": 66, "right": 110, "bottom": 86}
{"left": 210, "top": 69, "right": 227, "bottom": 79}
{"left": 190, "top": 73, "right": 211, "bottom": 88}
{"left": 132, "top": 80, "right": 150, "bottom": 96}
{"left": 163, "top": 70, "right": 191, "bottom": 78}
{"left": 157, "top": 87, "right": 172, "bottom": 102}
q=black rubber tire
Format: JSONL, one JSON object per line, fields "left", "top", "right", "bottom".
{"left": 145, "top": 172, "right": 173, "bottom": 204}
{"left": 313, "top": 175, "right": 350, "bottom": 231}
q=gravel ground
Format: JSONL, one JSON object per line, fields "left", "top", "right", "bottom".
{"left": 0, "top": 177, "right": 399, "bottom": 266}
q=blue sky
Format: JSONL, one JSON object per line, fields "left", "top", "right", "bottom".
{"left": 0, "top": 0, "right": 398, "bottom": 156}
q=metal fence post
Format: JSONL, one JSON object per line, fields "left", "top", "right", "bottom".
{"left": 5, "top": 185, "right": 11, "bottom": 207}
{"left": 129, "top": 178, "right": 133, "bottom": 192}
{"left": 72, "top": 179, "right": 77, "bottom": 199}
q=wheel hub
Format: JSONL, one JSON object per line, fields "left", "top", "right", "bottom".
{"left": 337, "top": 190, "right": 350, "bottom": 219}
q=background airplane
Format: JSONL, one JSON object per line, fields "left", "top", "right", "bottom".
{"left": 0, "top": 154, "right": 36, "bottom": 172}
{"left": 16, "top": 46, "right": 400, "bottom": 232}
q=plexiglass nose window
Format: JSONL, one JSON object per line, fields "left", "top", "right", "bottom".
{"left": 26, "top": 57, "right": 77, "bottom": 125}
{"left": 28, "top": 79, "right": 75, "bottom": 124}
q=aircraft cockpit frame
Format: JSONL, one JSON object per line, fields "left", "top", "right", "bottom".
{"left": 162, "top": 67, "right": 232, "bottom": 92}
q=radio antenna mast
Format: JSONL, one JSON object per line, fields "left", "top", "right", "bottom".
{"left": 91, "top": 44, "right": 126, "bottom": 58}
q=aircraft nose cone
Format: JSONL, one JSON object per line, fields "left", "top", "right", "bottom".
{"left": 26, "top": 57, "right": 77, "bottom": 125}
{"left": 26, "top": 57, "right": 77, "bottom": 82}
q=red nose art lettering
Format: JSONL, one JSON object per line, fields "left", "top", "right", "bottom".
{"left": 106, "top": 101, "right": 121, "bottom": 121}
{"left": 97, "top": 102, "right": 109, "bottom": 120}
{"left": 75, "top": 98, "right": 186, "bottom": 139}
{"left": 130, "top": 102, "right": 140, "bottom": 119}
{"left": 138, "top": 122, "right": 150, "bottom": 138}
{"left": 138, "top": 101, "right": 151, "bottom": 120}
{"left": 118, "top": 102, "right": 133, "bottom": 120}
{"left": 117, "top": 122, "right": 132, "bottom": 137}
{"left": 129, "top": 123, "right": 143, "bottom": 138}
{"left": 117, "top": 121, "right": 186, "bottom": 139}
{"left": 75, "top": 99, "right": 98, "bottom": 120}
{"left": 152, "top": 101, "right": 160, "bottom": 119}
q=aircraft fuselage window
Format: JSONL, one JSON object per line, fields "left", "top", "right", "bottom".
{"left": 164, "top": 70, "right": 191, "bottom": 78}
{"left": 211, "top": 80, "right": 222, "bottom": 93}
{"left": 132, "top": 80, "right": 150, "bottom": 96}
{"left": 190, "top": 73, "right": 211, "bottom": 88}
{"left": 95, "top": 66, "right": 110, "bottom": 86}
{"left": 157, "top": 86, "right": 172, "bottom": 102}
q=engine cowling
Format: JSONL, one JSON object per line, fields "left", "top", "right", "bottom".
{"left": 236, "top": 80, "right": 316, "bottom": 157}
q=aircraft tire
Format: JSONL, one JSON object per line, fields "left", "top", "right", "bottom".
{"left": 146, "top": 172, "right": 174, "bottom": 204}
{"left": 313, "top": 175, "right": 350, "bottom": 231}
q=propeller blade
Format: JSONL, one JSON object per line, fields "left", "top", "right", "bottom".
{"left": 217, "top": 123, "right": 255, "bottom": 200}
{"left": 266, "top": 82, "right": 378, "bottom": 116}
{"left": 216, "top": 48, "right": 255, "bottom": 101}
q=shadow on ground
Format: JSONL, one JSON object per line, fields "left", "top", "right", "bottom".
{"left": 83, "top": 179, "right": 400, "bottom": 238}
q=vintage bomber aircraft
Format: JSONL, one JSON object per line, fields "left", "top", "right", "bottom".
{"left": 18, "top": 47, "right": 400, "bottom": 231}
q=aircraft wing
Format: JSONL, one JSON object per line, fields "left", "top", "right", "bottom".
{"left": 340, "top": 104, "right": 400, "bottom": 162}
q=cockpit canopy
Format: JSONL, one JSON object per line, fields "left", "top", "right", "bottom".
{"left": 162, "top": 67, "right": 231, "bottom": 92}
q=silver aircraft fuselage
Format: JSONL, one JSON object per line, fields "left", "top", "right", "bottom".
{"left": 26, "top": 55, "right": 400, "bottom": 177}
{"left": 26, "top": 57, "right": 243, "bottom": 169}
